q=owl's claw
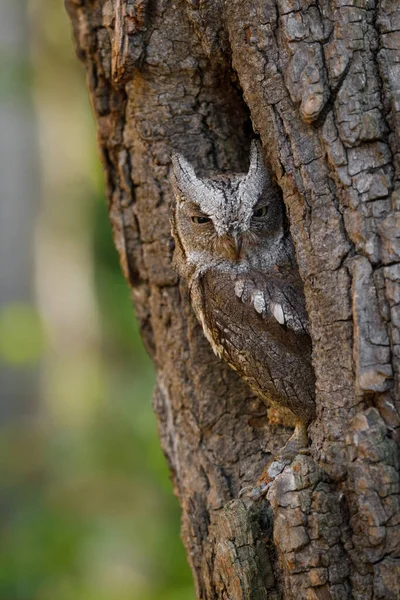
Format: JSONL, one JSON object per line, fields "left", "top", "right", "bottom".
{"left": 239, "top": 481, "right": 272, "bottom": 500}
{"left": 239, "top": 422, "right": 310, "bottom": 501}
{"left": 238, "top": 457, "right": 290, "bottom": 500}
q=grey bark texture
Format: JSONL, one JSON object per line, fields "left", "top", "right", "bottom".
{"left": 65, "top": 0, "right": 400, "bottom": 598}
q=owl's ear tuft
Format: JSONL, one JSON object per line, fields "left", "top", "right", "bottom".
{"left": 248, "top": 139, "right": 263, "bottom": 172}
{"left": 170, "top": 151, "right": 200, "bottom": 198}
{"left": 248, "top": 139, "right": 270, "bottom": 178}
{"left": 241, "top": 140, "right": 270, "bottom": 195}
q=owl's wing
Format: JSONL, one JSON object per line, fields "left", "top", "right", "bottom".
{"left": 233, "top": 269, "right": 309, "bottom": 335}
{"left": 196, "top": 268, "right": 314, "bottom": 420}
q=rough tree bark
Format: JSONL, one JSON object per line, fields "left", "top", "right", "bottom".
{"left": 65, "top": 0, "right": 400, "bottom": 598}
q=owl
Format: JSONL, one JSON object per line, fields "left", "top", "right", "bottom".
{"left": 170, "top": 140, "right": 316, "bottom": 494}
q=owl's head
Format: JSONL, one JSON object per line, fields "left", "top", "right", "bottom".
{"left": 170, "top": 140, "right": 284, "bottom": 276}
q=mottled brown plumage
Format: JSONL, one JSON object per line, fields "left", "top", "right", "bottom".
{"left": 170, "top": 141, "right": 315, "bottom": 494}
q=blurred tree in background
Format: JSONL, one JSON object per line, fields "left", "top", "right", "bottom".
{"left": 0, "top": 1, "right": 193, "bottom": 598}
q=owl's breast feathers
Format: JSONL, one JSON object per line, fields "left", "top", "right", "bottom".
{"left": 191, "top": 267, "right": 316, "bottom": 423}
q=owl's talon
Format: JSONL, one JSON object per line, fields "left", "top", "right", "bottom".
{"left": 239, "top": 458, "right": 288, "bottom": 500}
{"left": 248, "top": 482, "right": 272, "bottom": 499}
{"left": 238, "top": 423, "right": 310, "bottom": 500}
{"left": 239, "top": 481, "right": 272, "bottom": 500}
{"left": 238, "top": 485, "right": 251, "bottom": 498}
{"left": 243, "top": 422, "right": 310, "bottom": 497}
{"left": 264, "top": 458, "right": 291, "bottom": 480}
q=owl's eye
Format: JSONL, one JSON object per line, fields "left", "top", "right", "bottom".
{"left": 191, "top": 216, "right": 211, "bottom": 224}
{"left": 253, "top": 205, "right": 268, "bottom": 218}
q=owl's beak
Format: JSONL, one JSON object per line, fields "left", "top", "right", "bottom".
{"left": 232, "top": 234, "right": 243, "bottom": 260}
{"left": 219, "top": 233, "right": 243, "bottom": 260}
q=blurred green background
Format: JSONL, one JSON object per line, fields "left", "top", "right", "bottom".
{"left": 0, "top": 1, "right": 193, "bottom": 598}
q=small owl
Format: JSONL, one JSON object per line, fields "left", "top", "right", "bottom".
{"left": 170, "top": 141, "right": 315, "bottom": 492}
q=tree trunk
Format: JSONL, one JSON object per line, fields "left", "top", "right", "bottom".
{"left": 65, "top": 0, "right": 400, "bottom": 597}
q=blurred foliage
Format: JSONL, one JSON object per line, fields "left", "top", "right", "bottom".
{"left": 0, "top": 0, "right": 194, "bottom": 598}
{"left": 0, "top": 303, "right": 46, "bottom": 365}
{"left": 0, "top": 55, "right": 33, "bottom": 101}
{"left": 0, "top": 205, "right": 193, "bottom": 599}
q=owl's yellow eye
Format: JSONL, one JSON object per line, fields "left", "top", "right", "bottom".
{"left": 253, "top": 205, "right": 268, "bottom": 218}
{"left": 191, "top": 216, "right": 211, "bottom": 224}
